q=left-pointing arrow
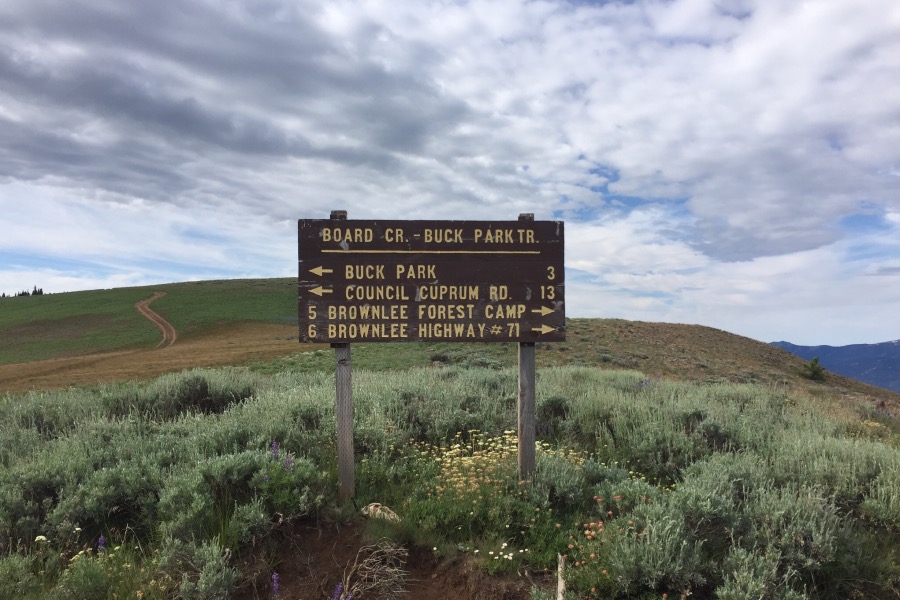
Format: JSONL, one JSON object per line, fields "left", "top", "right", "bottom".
{"left": 310, "top": 286, "right": 333, "bottom": 297}
{"left": 309, "top": 266, "right": 333, "bottom": 277}
{"left": 532, "top": 324, "right": 556, "bottom": 335}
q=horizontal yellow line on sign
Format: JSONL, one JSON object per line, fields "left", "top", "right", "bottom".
{"left": 320, "top": 249, "right": 543, "bottom": 254}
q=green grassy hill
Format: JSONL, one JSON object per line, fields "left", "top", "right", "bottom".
{"left": 0, "top": 279, "right": 296, "bottom": 364}
{"left": 3, "top": 277, "right": 897, "bottom": 409}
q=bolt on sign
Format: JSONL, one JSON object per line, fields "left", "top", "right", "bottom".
{"left": 298, "top": 219, "right": 565, "bottom": 343}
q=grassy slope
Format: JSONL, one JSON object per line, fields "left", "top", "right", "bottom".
{"left": 0, "top": 287, "right": 161, "bottom": 363}
{"left": 149, "top": 278, "right": 296, "bottom": 332}
{"left": 0, "top": 279, "right": 297, "bottom": 364}
{"left": 2, "top": 278, "right": 898, "bottom": 409}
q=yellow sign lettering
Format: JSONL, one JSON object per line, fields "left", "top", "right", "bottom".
{"left": 417, "top": 285, "right": 479, "bottom": 301}
{"left": 327, "top": 322, "right": 409, "bottom": 339}
{"left": 345, "top": 285, "right": 410, "bottom": 301}
{"left": 385, "top": 228, "right": 405, "bottom": 243}
{"left": 415, "top": 322, "right": 488, "bottom": 339}
{"left": 396, "top": 264, "right": 436, "bottom": 279}
{"left": 344, "top": 264, "right": 385, "bottom": 279}
{"left": 473, "top": 228, "right": 537, "bottom": 243}
{"left": 417, "top": 304, "right": 475, "bottom": 320}
{"left": 423, "top": 228, "right": 463, "bottom": 243}
{"left": 485, "top": 304, "right": 526, "bottom": 319}
{"left": 321, "top": 227, "right": 374, "bottom": 243}
{"left": 328, "top": 304, "right": 408, "bottom": 320}
{"left": 489, "top": 285, "right": 508, "bottom": 300}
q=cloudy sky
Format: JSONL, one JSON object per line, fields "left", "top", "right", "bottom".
{"left": 1, "top": 0, "right": 899, "bottom": 346}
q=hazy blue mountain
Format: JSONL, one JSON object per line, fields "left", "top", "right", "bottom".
{"left": 771, "top": 339, "right": 900, "bottom": 393}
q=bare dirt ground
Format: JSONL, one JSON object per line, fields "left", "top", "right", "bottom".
{"left": 233, "top": 521, "right": 542, "bottom": 600}
{"left": 135, "top": 291, "right": 177, "bottom": 348}
{"left": 0, "top": 320, "right": 303, "bottom": 393}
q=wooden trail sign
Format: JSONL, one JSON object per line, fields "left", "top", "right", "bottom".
{"left": 298, "top": 219, "right": 565, "bottom": 344}
{"left": 299, "top": 214, "right": 564, "bottom": 500}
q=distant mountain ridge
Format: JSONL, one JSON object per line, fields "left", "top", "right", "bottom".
{"left": 771, "top": 339, "right": 900, "bottom": 393}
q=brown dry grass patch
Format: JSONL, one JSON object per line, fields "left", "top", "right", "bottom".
{"left": 0, "top": 322, "right": 309, "bottom": 393}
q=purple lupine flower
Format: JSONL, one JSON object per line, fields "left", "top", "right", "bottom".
{"left": 332, "top": 583, "right": 343, "bottom": 600}
{"left": 271, "top": 441, "right": 280, "bottom": 461}
{"left": 271, "top": 572, "right": 281, "bottom": 599}
{"left": 97, "top": 534, "right": 106, "bottom": 553}
{"left": 284, "top": 455, "right": 293, "bottom": 471}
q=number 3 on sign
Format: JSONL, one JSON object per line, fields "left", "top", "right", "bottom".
{"left": 540, "top": 285, "right": 555, "bottom": 300}
{"left": 546, "top": 266, "right": 556, "bottom": 280}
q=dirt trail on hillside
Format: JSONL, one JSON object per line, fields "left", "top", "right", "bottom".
{"left": 135, "top": 291, "right": 177, "bottom": 348}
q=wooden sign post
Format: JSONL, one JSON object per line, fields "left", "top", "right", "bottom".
{"left": 298, "top": 213, "right": 565, "bottom": 499}
{"left": 328, "top": 211, "right": 355, "bottom": 503}
{"left": 517, "top": 214, "right": 537, "bottom": 481}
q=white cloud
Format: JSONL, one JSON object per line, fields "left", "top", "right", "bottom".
{"left": 567, "top": 209, "right": 708, "bottom": 275}
{"left": 1, "top": 0, "right": 898, "bottom": 344}
{"left": 570, "top": 218, "right": 900, "bottom": 345}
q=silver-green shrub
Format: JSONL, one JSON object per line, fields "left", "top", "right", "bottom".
{"left": 158, "top": 538, "right": 238, "bottom": 600}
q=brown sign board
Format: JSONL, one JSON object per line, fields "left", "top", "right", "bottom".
{"left": 298, "top": 219, "right": 565, "bottom": 343}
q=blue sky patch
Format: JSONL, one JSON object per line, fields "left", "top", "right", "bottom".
{"left": 839, "top": 213, "right": 891, "bottom": 234}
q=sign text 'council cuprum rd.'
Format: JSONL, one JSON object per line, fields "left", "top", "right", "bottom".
{"left": 298, "top": 219, "right": 565, "bottom": 343}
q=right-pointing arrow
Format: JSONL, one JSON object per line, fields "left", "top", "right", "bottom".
{"left": 532, "top": 306, "right": 555, "bottom": 316}
{"left": 533, "top": 324, "right": 556, "bottom": 335}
